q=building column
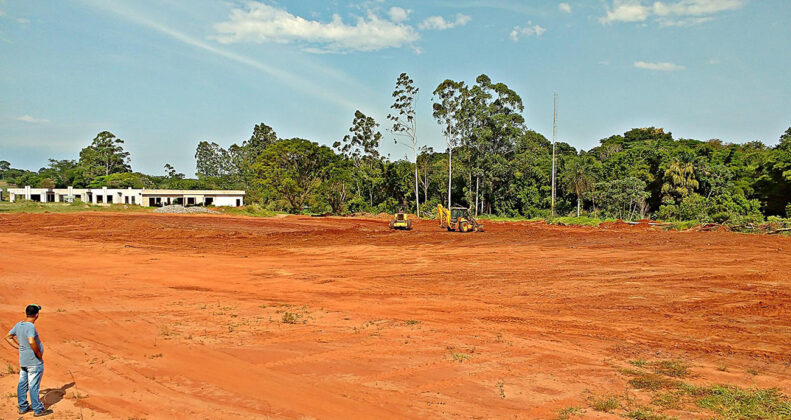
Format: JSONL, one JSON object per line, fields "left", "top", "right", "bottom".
{"left": 67, "top": 186, "right": 73, "bottom": 203}
{"left": 25, "top": 186, "right": 31, "bottom": 201}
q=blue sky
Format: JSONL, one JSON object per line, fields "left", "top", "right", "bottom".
{"left": 1, "top": 0, "right": 789, "bottom": 175}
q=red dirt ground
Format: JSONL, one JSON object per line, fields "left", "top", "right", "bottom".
{"left": 0, "top": 212, "right": 789, "bottom": 419}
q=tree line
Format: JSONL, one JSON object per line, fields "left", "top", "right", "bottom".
{"left": 2, "top": 73, "right": 790, "bottom": 222}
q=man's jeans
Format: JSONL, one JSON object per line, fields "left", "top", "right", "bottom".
{"left": 18, "top": 364, "right": 45, "bottom": 413}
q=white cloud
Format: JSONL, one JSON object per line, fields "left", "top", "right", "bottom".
{"left": 601, "top": 0, "right": 743, "bottom": 25}
{"left": 418, "top": 14, "right": 471, "bottom": 31}
{"left": 510, "top": 22, "right": 546, "bottom": 41}
{"left": 0, "top": 9, "right": 5, "bottom": 17}
{"left": 559, "top": 3, "right": 572, "bottom": 13}
{"left": 388, "top": 7, "right": 410, "bottom": 23}
{"left": 652, "top": 0, "right": 743, "bottom": 17}
{"left": 634, "top": 61, "right": 685, "bottom": 71}
{"left": 601, "top": 1, "right": 650, "bottom": 23}
{"left": 213, "top": 2, "right": 419, "bottom": 53}
{"left": 17, "top": 17, "right": 29, "bottom": 24}
{"left": 657, "top": 16, "right": 713, "bottom": 26}
{"left": 16, "top": 115, "right": 50, "bottom": 123}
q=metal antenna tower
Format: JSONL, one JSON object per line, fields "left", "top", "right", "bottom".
{"left": 551, "top": 93, "right": 557, "bottom": 219}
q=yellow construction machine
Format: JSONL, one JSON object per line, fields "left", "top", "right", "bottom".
{"left": 437, "top": 204, "right": 484, "bottom": 233}
{"left": 389, "top": 210, "right": 413, "bottom": 230}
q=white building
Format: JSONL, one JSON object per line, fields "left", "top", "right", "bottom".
{"left": 7, "top": 186, "right": 245, "bottom": 207}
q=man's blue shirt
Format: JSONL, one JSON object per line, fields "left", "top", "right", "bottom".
{"left": 8, "top": 322, "right": 43, "bottom": 367}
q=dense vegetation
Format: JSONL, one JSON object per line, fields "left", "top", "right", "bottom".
{"left": 2, "top": 73, "right": 790, "bottom": 223}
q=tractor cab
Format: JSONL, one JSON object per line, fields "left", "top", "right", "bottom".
{"left": 450, "top": 207, "right": 467, "bottom": 223}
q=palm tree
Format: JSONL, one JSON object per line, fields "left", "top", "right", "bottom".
{"left": 563, "top": 156, "right": 596, "bottom": 217}
{"left": 661, "top": 160, "right": 699, "bottom": 203}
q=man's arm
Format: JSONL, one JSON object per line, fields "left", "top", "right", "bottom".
{"left": 4, "top": 333, "right": 19, "bottom": 350}
{"left": 28, "top": 337, "right": 43, "bottom": 361}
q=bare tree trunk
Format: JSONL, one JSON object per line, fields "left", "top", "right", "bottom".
{"left": 423, "top": 166, "right": 428, "bottom": 205}
{"left": 447, "top": 146, "right": 453, "bottom": 208}
{"left": 577, "top": 196, "right": 581, "bottom": 217}
{"left": 468, "top": 171, "right": 472, "bottom": 209}
{"left": 414, "top": 147, "right": 420, "bottom": 217}
{"left": 475, "top": 175, "right": 479, "bottom": 216}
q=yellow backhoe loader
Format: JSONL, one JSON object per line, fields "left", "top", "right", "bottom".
{"left": 437, "top": 204, "right": 484, "bottom": 233}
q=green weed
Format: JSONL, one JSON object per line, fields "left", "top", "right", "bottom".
{"left": 591, "top": 396, "right": 619, "bottom": 412}
{"left": 556, "top": 406, "right": 583, "bottom": 420}
{"left": 696, "top": 386, "right": 791, "bottom": 419}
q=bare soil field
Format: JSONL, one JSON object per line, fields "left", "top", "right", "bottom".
{"left": 0, "top": 212, "right": 789, "bottom": 419}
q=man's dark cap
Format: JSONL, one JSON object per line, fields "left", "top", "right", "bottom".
{"left": 26, "top": 304, "right": 41, "bottom": 316}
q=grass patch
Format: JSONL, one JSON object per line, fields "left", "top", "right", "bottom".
{"left": 625, "top": 406, "right": 674, "bottom": 420}
{"left": 591, "top": 395, "right": 619, "bottom": 412}
{"left": 628, "top": 359, "right": 689, "bottom": 378}
{"left": 446, "top": 346, "right": 474, "bottom": 363}
{"left": 556, "top": 406, "right": 584, "bottom": 420}
{"left": 0, "top": 201, "right": 152, "bottom": 214}
{"left": 652, "top": 360, "right": 690, "bottom": 378}
{"left": 666, "top": 220, "right": 701, "bottom": 231}
{"left": 618, "top": 359, "right": 791, "bottom": 419}
{"left": 696, "top": 386, "right": 791, "bottom": 419}
{"left": 628, "top": 372, "right": 680, "bottom": 391}
{"left": 281, "top": 311, "right": 301, "bottom": 324}
{"left": 405, "top": 320, "right": 421, "bottom": 326}
{"left": 219, "top": 204, "right": 279, "bottom": 218}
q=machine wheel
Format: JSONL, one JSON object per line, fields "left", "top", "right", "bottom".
{"left": 407, "top": 220, "right": 413, "bottom": 230}
{"left": 459, "top": 222, "right": 469, "bottom": 232}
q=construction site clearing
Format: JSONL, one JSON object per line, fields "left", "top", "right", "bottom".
{"left": 0, "top": 211, "right": 789, "bottom": 419}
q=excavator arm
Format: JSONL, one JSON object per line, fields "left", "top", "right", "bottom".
{"left": 437, "top": 204, "right": 451, "bottom": 229}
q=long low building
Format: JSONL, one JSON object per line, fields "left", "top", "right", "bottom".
{"left": 7, "top": 186, "right": 245, "bottom": 207}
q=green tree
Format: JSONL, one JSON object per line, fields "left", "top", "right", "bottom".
{"left": 195, "top": 141, "right": 231, "bottom": 178}
{"left": 588, "top": 177, "right": 649, "bottom": 220}
{"left": 756, "top": 127, "right": 791, "bottom": 215}
{"left": 466, "top": 74, "right": 525, "bottom": 215}
{"left": 39, "top": 159, "right": 79, "bottom": 187}
{"left": 164, "top": 163, "right": 185, "bottom": 180}
{"left": 562, "top": 155, "right": 597, "bottom": 217}
{"left": 334, "top": 110, "right": 382, "bottom": 208}
{"left": 253, "top": 138, "right": 335, "bottom": 213}
{"left": 432, "top": 79, "right": 467, "bottom": 208}
{"left": 322, "top": 160, "right": 354, "bottom": 214}
{"left": 78, "top": 131, "right": 131, "bottom": 181}
{"left": 387, "top": 73, "right": 421, "bottom": 217}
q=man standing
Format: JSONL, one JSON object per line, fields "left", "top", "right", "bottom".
{"left": 4, "top": 304, "right": 52, "bottom": 417}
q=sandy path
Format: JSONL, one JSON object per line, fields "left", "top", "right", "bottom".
{"left": 0, "top": 213, "right": 789, "bottom": 418}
